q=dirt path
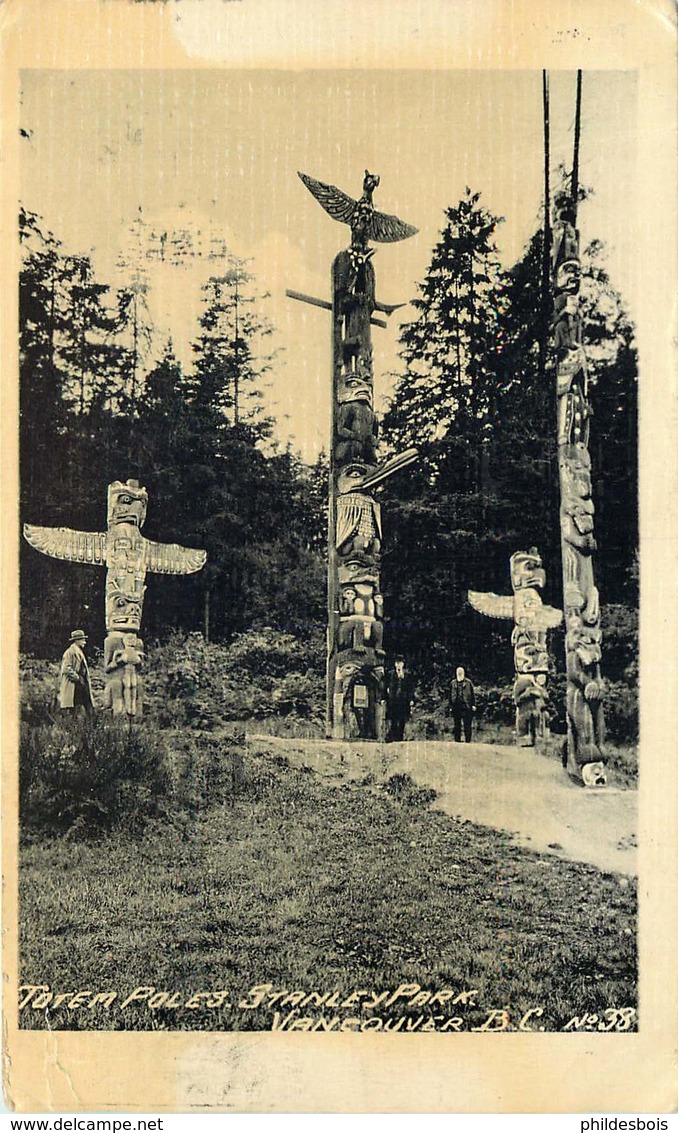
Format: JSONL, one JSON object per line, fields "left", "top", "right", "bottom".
{"left": 248, "top": 733, "right": 637, "bottom": 877}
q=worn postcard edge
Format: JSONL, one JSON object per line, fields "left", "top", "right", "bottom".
{"left": 1, "top": 0, "right": 677, "bottom": 1114}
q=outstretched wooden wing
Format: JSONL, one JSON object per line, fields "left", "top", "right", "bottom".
{"left": 143, "top": 539, "right": 207, "bottom": 575}
{"left": 369, "top": 209, "right": 418, "bottom": 244}
{"left": 538, "top": 604, "right": 563, "bottom": 629}
{"left": 298, "top": 172, "right": 356, "bottom": 225}
{"left": 23, "top": 524, "right": 107, "bottom": 565}
{"left": 467, "top": 590, "right": 514, "bottom": 620}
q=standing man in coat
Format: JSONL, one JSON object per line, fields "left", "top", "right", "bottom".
{"left": 59, "top": 629, "right": 94, "bottom": 713}
{"left": 450, "top": 665, "right": 475, "bottom": 742}
{"left": 386, "top": 656, "right": 415, "bottom": 742}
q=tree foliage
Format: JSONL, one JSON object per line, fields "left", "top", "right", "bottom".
{"left": 19, "top": 211, "right": 326, "bottom": 654}
{"left": 20, "top": 189, "right": 638, "bottom": 737}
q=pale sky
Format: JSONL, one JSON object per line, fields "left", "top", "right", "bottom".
{"left": 20, "top": 68, "right": 638, "bottom": 461}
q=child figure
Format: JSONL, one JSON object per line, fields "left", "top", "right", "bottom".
{"left": 104, "top": 632, "right": 144, "bottom": 717}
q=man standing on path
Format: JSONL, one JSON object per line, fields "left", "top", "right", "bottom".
{"left": 59, "top": 629, "right": 94, "bottom": 713}
{"left": 450, "top": 665, "right": 475, "bottom": 742}
{"left": 386, "top": 656, "right": 414, "bottom": 742}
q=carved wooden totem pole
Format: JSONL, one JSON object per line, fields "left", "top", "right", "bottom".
{"left": 294, "top": 171, "right": 417, "bottom": 738}
{"left": 550, "top": 190, "right": 607, "bottom": 786}
{"left": 469, "top": 549, "right": 562, "bottom": 745}
{"left": 24, "top": 479, "right": 206, "bottom": 718}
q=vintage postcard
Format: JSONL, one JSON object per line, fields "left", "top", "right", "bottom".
{"left": 2, "top": 0, "right": 676, "bottom": 1114}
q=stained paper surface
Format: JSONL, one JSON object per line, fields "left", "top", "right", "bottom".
{"left": 2, "top": 0, "right": 676, "bottom": 1113}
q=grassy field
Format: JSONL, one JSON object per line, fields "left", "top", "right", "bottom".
{"left": 19, "top": 740, "right": 637, "bottom": 1034}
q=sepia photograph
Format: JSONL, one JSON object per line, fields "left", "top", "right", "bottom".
{"left": 2, "top": 0, "right": 676, "bottom": 1115}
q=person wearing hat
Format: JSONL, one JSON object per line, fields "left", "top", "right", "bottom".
{"left": 386, "top": 656, "right": 415, "bottom": 742}
{"left": 59, "top": 629, "right": 94, "bottom": 712}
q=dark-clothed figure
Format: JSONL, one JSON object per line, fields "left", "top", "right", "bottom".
{"left": 386, "top": 657, "right": 414, "bottom": 742}
{"left": 450, "top": 665, "right": 475, "bottom": 742}
{"left": 59, "top": 629, "right": 94, "bottom": 712}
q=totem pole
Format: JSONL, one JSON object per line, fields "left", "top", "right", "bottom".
{"left": 468, "top": 549, "right": 562, "bottom": 745}
{"left": 550, "top": 188, "right": 607, "bottom": 786}
{"left": 24, "top": 479, "right": 206, "bottom": 718}
{"left": 292, "top": 171, "right": 417, "bottom": 739}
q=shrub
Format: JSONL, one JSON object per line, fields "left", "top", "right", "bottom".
{"left": 145, "top": 628, "right": 325, "bottom": 728}
{"left": 601, "top": 603, "right": 638, "bottom": 681}
{"left": 382, "top": 773, "right": 437, "bottom": 807}
{"left": 20, "top": 657, "right": 61, "bottom": 728}
{"left": 270, "top": 671, "right": 324, "bottom": 720}
{"left": 20, "top": 713, "right": 172, "bottom": 838}
{"left": 604, "top": 679, "right": 639, "bottom": 744}
{"left": 225, "top": 626, "right": 324, "bottom": 679}
{"left": 144, "top": 632, "right": 226, "bottom": 730}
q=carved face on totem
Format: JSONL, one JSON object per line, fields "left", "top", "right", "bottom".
{"left": 510, "top": 549, "right": 546, "bottom": 593}
{"left": 334, "top": 659, "right": 362, "bottom": 687}
{"left": 582, "top": 762, "right": 607, "bottom": 787}
{"left": 337, "top": 462, "right": 371, "bottom": 495}
{"left": 337, "top": 373, "right": 373, "bottom": 406}
{"left": 105, "top": 580, "right": 144, "bottom": 632}
{"left": 565, "top": 498, "right": 595, "bottom": 536}
{"left": 514, "top": 640, "right": 549, "bottom": 673}
{"left": 566, "top": 618, "right": 602, "bottom": 666}
{"left": 107, "top": 480, "right": 148, "bottom": 529}
{"left": 556, "top": 261, "right": 581, "bottom": 294}
{"left": 108, "top": 532, "right": 145, "bottom": 573}
{"left": 338, "top": 558, "right": 378, "bottom": 586}
{"left": 340, "top": 582, "right": 380, "bottom": 616}
{"left": 513, "top": 589, "right": 545, "bottom": 628}
{"left": 563, "top": 452, "right": 593, "bottom": 500}
{"left": 363, "top": 170, "right": 380, "bottom": 194}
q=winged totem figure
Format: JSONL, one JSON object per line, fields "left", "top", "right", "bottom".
{"left": 468, "top": 549, "right": 562, "bottom": 747}
{"left": 298, "top": 170, "right": 418, "bottom": 254}
{"left": 24, "top": 479, "right": 206, "bottom": 717}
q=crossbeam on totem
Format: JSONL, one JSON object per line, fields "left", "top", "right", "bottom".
{"left": 24, "top": 479, "right": 206, "bottom": 718}
{"left": 293, "top": 169, "right": 418, "bottom": 740}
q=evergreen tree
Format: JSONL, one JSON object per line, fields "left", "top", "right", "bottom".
{"left": 188, "top": 259, "right": 275, "bottom": 440}
{"left": 116, "top": 209, "right": 154, "bottom": 416}
{"left": 57, "top": 254, "right": 126, "bottom": 416}
{"left": 383, "top": 187, "right": 506, "bottom": 491}
{"left": 19, "top": 208, "right": 68, "bottom": 513}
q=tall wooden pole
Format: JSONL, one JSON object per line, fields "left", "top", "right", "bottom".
{"left": 549, "top": 72, "right": 608, "bottom": 786}
{"left": 295, "top": 170, "right": 417, "bottom": 740}
{"left": 327, "top": 245, "right": 383, "bottom": 738}
{"left": 539, "top": 71, "right": 551, "bottom": 389}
